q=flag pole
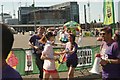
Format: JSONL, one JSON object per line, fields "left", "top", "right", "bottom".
{"left": 33, "top": 0, "right": 37, "bottom": 32}
{"left": 1, "top": 5, "right": 4, "bottom": 23}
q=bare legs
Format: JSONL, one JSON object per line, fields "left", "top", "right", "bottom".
{"left": 67, "top": 66, "right": 75, "bottom": 79}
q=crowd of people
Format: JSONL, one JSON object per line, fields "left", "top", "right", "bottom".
{"left": 28, "top": 27, "right": 79, "bottom": 80}
{"left": 28, "top": 25, "right": 120, "bottom": 80}
{"left": 1, "top": 23, "right": 120, "bottom": 80}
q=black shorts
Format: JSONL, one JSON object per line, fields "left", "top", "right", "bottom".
{"left": 66, "top": 59, "right": 78, "bottom": 68}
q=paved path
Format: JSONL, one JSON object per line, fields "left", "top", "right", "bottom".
{"left": 22, "top": 69, "right": 101, "bottom": 79}
{"left": 13, "top": 32, "right": 101, "bottom": 49}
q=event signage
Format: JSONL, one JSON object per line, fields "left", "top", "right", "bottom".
{"left": 77, "top": 49, "right": 92, "bottom": 67}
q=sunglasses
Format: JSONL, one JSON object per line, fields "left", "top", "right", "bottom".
{"left": 100, "top": 33, "right": 105, "bottom": 35}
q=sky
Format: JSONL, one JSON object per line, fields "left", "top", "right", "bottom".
{"left": 0, "top": 0, "right": 120, "bottom": 23}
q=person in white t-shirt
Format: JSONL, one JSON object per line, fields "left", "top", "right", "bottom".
{"left": 59, "top": 30, "right": 69, "bottom": 43}
{"left": 41, "top": 32, "right": 60, "bottom": 80}
{"left": 78, "top": 30, "right": 83, "bottom": 47}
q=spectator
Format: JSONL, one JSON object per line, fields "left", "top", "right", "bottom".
{"left": 2, "top": 23, "right": 22, "bottom": 80}
{"left": 59, "top": 28, "right": 69, "bottom": 43}
{"left": 78, "top": 29, "right": 83, "bottom": 47}
{"left": 99, "top": 26, "right": 120, "bottom": 79}
{"left": 59, "top": 31, "right": 67, "bottom": 43}
{"left": 53, "top": 30, "right": 57, "bottom": 36}
{"left": 22, "top": 30, "right": 24, "bottom": 35}
{"left": 29, "top": 26, "right": 46, "bottom": 80}
{"left": 95, "top": 29, "right": 99, "bottom": 37}
{"left": 113, "top": 30, "right": 120, "bottom": 48}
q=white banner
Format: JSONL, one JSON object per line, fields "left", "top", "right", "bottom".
{"left": 77, "top": 49, "right": 92, "bottom": 67}
{"left": 25, "top": 50, "right": 33, "bottom": 71}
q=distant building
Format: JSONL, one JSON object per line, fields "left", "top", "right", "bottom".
{"left": 0, "top": 13, "right": 12, "bottom": 23}
{"left": 18, "top": 7, "right": 42, "bottom": 24}
{"left": 18, "top": 2, "right": 79, "bottom": 25}
{"left": 5, "top": 18, "right": 18, "bottom": 25}
{"left": 118, "top": 1, "right": 120, "bottom": 22}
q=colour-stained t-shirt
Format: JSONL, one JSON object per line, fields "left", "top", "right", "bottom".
{"left": 100, "top": 41, "right": 120, "bottom": 78}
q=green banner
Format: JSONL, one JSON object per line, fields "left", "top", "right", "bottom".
{"left": 8, "top": 45, "right": 100, "bottom": 76}
{"left": 103, "top": 0, "right": 115, "bottom": 25}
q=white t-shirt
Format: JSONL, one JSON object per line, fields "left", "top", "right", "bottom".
{"left": 78, "top": 32, "right": 83, "bottom": 42}
{"left": 42, "top": 41, "right": 56, "bottom": 70}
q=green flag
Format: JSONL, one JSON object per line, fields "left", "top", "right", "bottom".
{"left": 103, "top": 0, "right": 115, "bottom": 25}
